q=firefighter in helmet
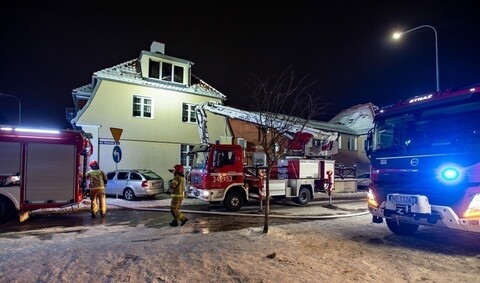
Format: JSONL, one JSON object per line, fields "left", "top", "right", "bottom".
{"left": 168, "top": 164, "right": 188, "bottom": 226}
{"left": 85, "top": 160, "right": 108, "bottom": 218}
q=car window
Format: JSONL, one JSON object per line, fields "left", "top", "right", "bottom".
{"left": 117, "top": 172, "right": 129, "bottom": 180}
{"left": 106, "top": 172, "right": 116, "bottom": 180}
{"left": 141, "top": 171, "right": 162, "bottom": 180}
{"left": 358, "top": 173, "right": 370, "bottom": 179}
{"left": 130, "top": 173, "right": 142, "bottom": 180}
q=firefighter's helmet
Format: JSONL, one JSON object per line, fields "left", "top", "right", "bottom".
{"left": 89, "top": 160, "right": 99, "bottom": 169}
{"left": 169, "top": 164, "right": 184, "bottom": 174}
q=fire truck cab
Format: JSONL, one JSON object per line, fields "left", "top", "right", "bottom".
{"left": 366, "top": 84, "right": 480, "bottom": 235}
{"left": 188, "top": 142, "right": 335, "bottom": 211}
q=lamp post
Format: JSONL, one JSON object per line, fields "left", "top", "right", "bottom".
{"left": 0, "top": 93, "right": 22, "bottom": 125}
{"left": 392, "top": 25, "right": 440, "bottom": 92}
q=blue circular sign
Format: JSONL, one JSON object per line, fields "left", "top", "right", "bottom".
{"left": 112, "top": 145, "right": 122, "bottom": 163}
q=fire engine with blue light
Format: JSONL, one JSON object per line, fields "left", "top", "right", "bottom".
{"left": 365, "top": 83, "right": 480, "bottom": 235}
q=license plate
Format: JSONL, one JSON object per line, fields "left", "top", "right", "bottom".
{"left": 388, "top": 194, "right": 417, "bottom": 205}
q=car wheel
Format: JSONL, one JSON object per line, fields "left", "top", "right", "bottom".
{"left": 386, "top": 219, "right": 419, "bottom": 236}
{"left": 123, "top": 188, "right": 136, "bottom": 201}
{"left": 223, "top": 191, "right": 243, "bottom": 212}
{"left": 293, "top": 187, "right": 310, "bottom": 205}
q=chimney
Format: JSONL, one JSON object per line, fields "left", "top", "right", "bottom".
{"left": 150, "top": 41, "right": 165, "bottom": 54}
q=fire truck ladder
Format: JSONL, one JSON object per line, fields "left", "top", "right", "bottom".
{"left": 194, "top": 101, "right": 338, "bottom": 155}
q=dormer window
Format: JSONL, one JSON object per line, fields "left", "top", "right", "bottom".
{"left": 148, "top": 59, "right": 185, "bottom": 84}
{"left": 162, "top": 62, "right": 172, "bottom": 80}
{"left": 174, "top": 65, "right": 184, "bottom": 83}
{"left": 149, "top": 60, "right": 160, "bottom": 78}
{"left": 140, "top": 44, "right": 192, "bottom": 86}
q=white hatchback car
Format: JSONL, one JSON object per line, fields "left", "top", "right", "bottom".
{"left": 105, "top": 169, "right": 164, "bottom": 200}
{"left": 357, "top": 173, "right": 371, "bottom": 191}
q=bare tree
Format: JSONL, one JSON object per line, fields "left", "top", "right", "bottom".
{"left": 245, "top": 68, "right": 324, "bottom": 233}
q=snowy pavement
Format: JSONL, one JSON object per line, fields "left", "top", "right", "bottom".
{"left": 38, "top": 191, "right": 369, "bottom": 219}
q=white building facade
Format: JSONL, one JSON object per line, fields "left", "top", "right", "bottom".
{"left": 70, "top": 42, "right": 232, "bottom": 180}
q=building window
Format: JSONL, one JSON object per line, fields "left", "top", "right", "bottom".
{"left": 148, "top": 59, "right": 185, "bottom": 84}
{"left": 161, "top": 62, "right": 172, "bottom": 81}
{"left": 347, "top": 137, "right": 357, "bottom": 151}
{"left": 181, "top": 144, "right": 195, "bottom": 168}
{"left": 182, "top": 103, "right": 196, "bottom": 123}
{"left": 149, "top": 60, "right": 160, "bottom": 79}
{"left": 174, "top": 65, "right": 184, "bottom": 83}
{"left": 133, "top": 96, "right": 152, "bottom": 118}
{"left": 337, "top": 135, "right": 342, "bottom": 150}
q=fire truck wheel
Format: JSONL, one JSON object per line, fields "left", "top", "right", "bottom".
{"left": 293, "top": 187, "right": 311, "bottom": 205}
{"left": 123, "top": 188, "right": 136, "bottom": 201}
{"left": 224, "top": 191, "right": 243, "bottom": 212}
{"left": 0, "top": 197, "right": 15, "bottom": 224}
{"left": 386, "top": 219, "right": 419, "bottom": 236}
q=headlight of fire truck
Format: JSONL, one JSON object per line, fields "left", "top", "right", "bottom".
{"left": 464, "top": 193, "right": 480, "bottom": 218}
{"left": 367, "top": 188, "right": 379, "bottom": 208}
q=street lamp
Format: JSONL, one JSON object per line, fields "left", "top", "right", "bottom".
{"left": 392, "top": 25, "right": 440, "bottom": 92}
{"left": 0, "top": 93, "right": 22, "bottom": 125}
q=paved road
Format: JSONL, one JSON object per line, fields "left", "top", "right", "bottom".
{"left": 0, "top": 192, "right": 369, "bottom": 234}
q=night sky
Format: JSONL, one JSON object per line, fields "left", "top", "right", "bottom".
{"left": 1, "top": 1, "right": 479, "bottom": 128}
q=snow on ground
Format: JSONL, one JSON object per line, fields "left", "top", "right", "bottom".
{"left": 1, "top": 197, "right": 479, "bottom": 283}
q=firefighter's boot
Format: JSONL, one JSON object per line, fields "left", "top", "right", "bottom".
{"left": 169, "top": 220, "right": 179, "bottom": 227}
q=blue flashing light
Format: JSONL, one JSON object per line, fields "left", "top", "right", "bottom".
{"left": 437, "top": 164, "right": 463, "bottom": 185}
{"left": 441, "top": 168, "right": 459, "bottom": 181}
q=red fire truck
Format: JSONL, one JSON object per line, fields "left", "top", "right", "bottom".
{"left": 0, "top": 125, "right": 92, "bottom": 224}
{"left": 365, "top": 84, "right": 480, "bottom": 235}
{"left": 188, "top": 101, "right": 337, "bottom": 211}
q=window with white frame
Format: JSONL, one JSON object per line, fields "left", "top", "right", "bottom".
{"left": 181, "top": 144, "right": 195, "bottom": 167}
{"left": 148, "top": 59, "right": 185, "bottom": 84}
{"left": 182, "top": 103, "right": 196, "bottom": 123}
{"left": 347, "top": 137, "right": 357, "bottom": 150}
{"left": 148, "top": 60, "right": 160, "bottom": 79}
{"left": 133, "top": 96, "right": 152, "bottom": 118}
{"left": 174, "top": 65, "right": 184, "bottom": 83}
{"left": 337, "top": 135, "right": 342, "bottom": 150}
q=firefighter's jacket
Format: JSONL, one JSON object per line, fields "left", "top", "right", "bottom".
{"left": 170, "top": 174, "right": 185, "bottom": 198}
{"left": 86, "top": 169, "right": 107, "bottom": 189}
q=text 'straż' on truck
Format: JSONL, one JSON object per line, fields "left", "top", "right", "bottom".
{"left": 365, "top": 83, "right": 480, "bottom": 235}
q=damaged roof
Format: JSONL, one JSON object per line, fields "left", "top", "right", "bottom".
{"left": 72, "top": 59, "right": 226, "bottom": 100}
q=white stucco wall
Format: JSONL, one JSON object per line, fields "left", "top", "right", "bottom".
{"left": 76, "top": 80, "right": 231, "bottom": 180}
